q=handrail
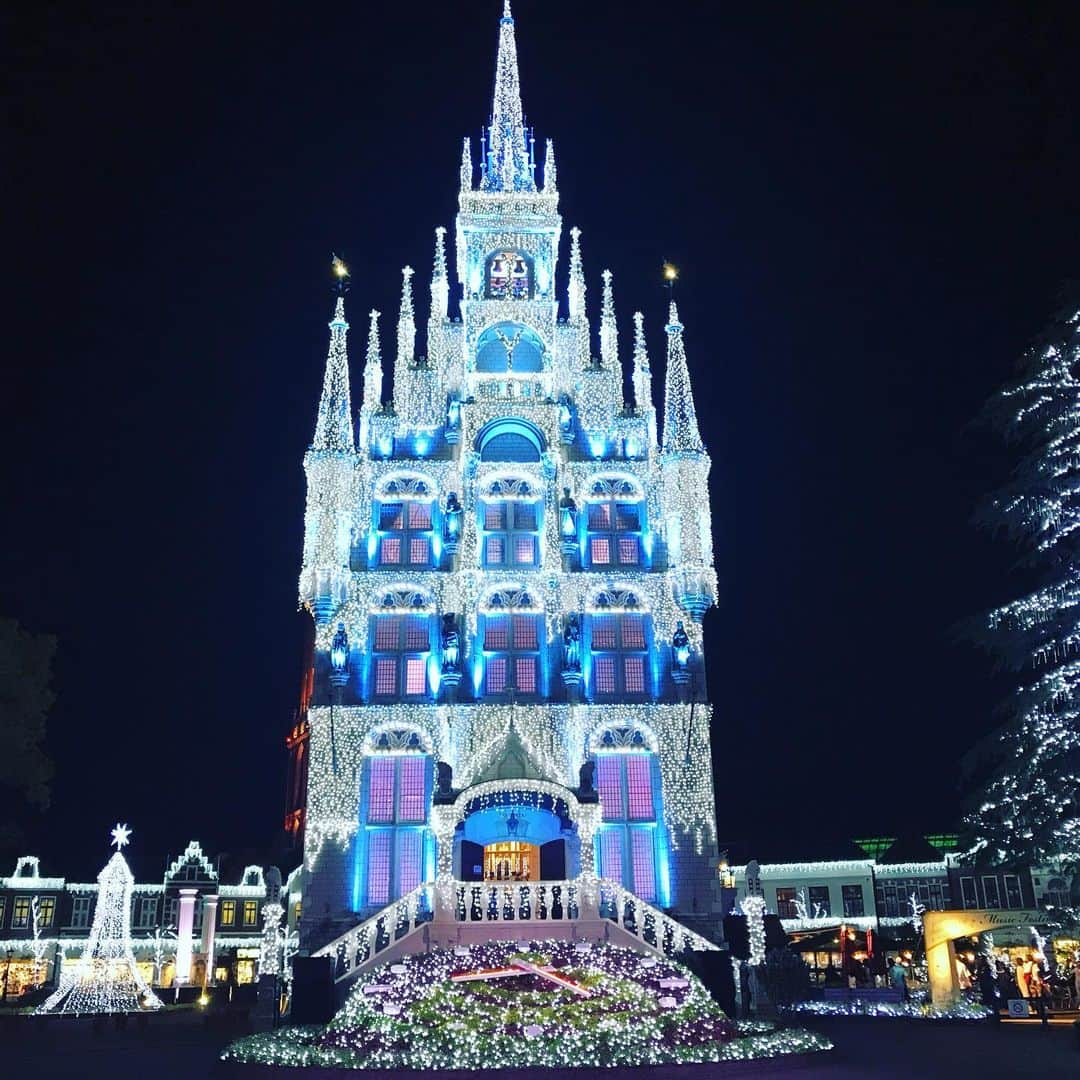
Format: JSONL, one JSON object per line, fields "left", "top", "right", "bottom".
{"left": 595, "top": 877, "right": 719, "bottom": 954}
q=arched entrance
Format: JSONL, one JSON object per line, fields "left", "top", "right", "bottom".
{"left": 924, "top": 908, "right": 1044, "bottom": 1005}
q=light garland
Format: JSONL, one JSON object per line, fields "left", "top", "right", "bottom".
{"left": 785, "top": 998, "right": 991, "bottom": 1022}
{"left": 222, "top": 942, "right": 831, "bottom": 1069}
{"left": 740, "top": 895, "right": 767, "bottom": 967}
{"left": 37, "top": 825, "right": 162, "bottom": 1015}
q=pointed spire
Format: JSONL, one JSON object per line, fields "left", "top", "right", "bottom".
{"left": 312, "top": 295, "right": 354, "bottom": 452}
{"left": 430, "top": 227, "right": 448, "bottom": 320}
{"left": 460, "top": 137, "right": 473, "bottom": 192}
{"left": 568, "top": 227, "right": 585, "bottom": 322}
{"left": 662, "top": 301, "right": 705, "bottom": 454}
{"left": 482, "top": 0, "right": 534, "bottom": 192}
{"left": 396, "top": 266, "right": 416, "bottom": 368}
{"left": 362, "top": 309, "right": 382, "bottom": 411}
{"left": 632, "top": 310, "right": 654, "bottom": 414}
{"left": 600, "top": 269, "right": 618, "bottom": 369}
{"left": 543, "top": 139, "right": 557, "bottom": 193}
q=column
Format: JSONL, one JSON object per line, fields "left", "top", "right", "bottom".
{"left": 174, "top": 888, "right": 198, "bottom": 984}
{"left": 200, "top": 894, "right": 219, "bottom": 988}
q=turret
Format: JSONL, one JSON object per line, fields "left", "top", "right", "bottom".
{"left": 460, "top": 137, "right": 473, "bottom": 192}
{"left": 357, "top": 309, "right": 382, "bottom": 449}
{"left": 311, "top": 264, "right": 354, "bottom": 454}
{"left": 661, "top": 301, "right": 704, "bottom": 454}
{"left": 393, "top": 266, "right": 416, "bottom": 412}
{"left": 600, "top": 269, "right": 618, "bottom": 370}
{"left": 632, "top": 310, "right": 657, "bottom": 446}
{"left": 543, "top": 138, "right": 557, "bottom": 194}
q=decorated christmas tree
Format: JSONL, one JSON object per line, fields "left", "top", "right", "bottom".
{"left": 37, "top": 824, "right": 163, "bottom": 1014}
{"left": 964, "top": 295, "right": 1080, "bottom": 873}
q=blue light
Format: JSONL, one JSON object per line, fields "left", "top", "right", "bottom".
{"left": 625, "top": 437, "right": 640, "bottom": 458}
{"left": 428, "top": 654, "right": 442, "bottom": 696}
{"left": 588, "top": 435, "right": 605, "bottom": 458}
{"left": 377, "top": 435, "right": 393, "bottom": 456}
{"left": 415, "top": 434, "right": 431, "bottom": 455}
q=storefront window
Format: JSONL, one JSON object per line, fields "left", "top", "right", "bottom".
{"left": 775, "top": 887, "right": 798, "bottom": 919}
{"left": 841, "top": 884, "right": 864, "bottom": 917}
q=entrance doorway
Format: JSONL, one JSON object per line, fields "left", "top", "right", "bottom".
{"left": 483, "top": 841, "right": 538, "bottom": 881}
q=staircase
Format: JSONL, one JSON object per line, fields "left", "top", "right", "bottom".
{"left": 312, "top": 876, "right": 718, "bottom": 987}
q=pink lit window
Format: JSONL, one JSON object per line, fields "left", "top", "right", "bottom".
{"left": 626, "top": 756, "right": 654, "bottom": 819}
{"left": 374, "top": 617, "right": 400, "bottom": 651}
{"left": 409, "top": 537, "right": 430, "bottom": 564}
{"left": 621, "top": 615, "right": 646, "bottom": 650}
{"left": 484, "top": 616, "right": 509, "bottom": 650}
{"left": 630, "top": 828, "right": 656, "bottom": 901}
{"left": 484, "top": 504, "right": 505, "bottom": 530}
{"left": 407, "top": 502, "right": 431, "bottom": 529}
{"left": 485, "top": 657, "right": 507, "bottom": 695}
{"left": 591, "top": 616, "right": 617, "bottom": 650}
{"left": 617, "top": 536, "right": 639, "bottom": 564}
{"left": 367, "top": 832, "right": 392, "bottom": 906}
{"left": 515, "top": 657, "right": 536, "bottom": 694}
{"left": 623, "top": 656, "right": 645, "bottom": 694}
{"left": 599, "top": 828, "right": 623, "bottom": 882}
{"left": 404, "top": 658, "right": 426, "bottom": 696}
{"left": 594, "top": 656, "right": 616, "bottom": 695}
{"left": 485, "top": 537, "right": 505, "bottom": 564}
{"left": 380, "top": 537, "right": 402, "bottom": 564}
{"left": 397, "top": 830, "right": 423, "bottom": 893}
{"left": 405, "top": 617, "right": 428, "bottom": 650}
{"left": 589, "top": 537, "right": 610, "bottom": 565}
{"left": 368, "top": 758, "right": 395, "bottom": 823}
{"left": 513, "top": 535, "right": 535, "bottom": 564}
{"left": 512, "top": 616, "right": 537, "bottom": 650}
{"left": 596, "top": 756, "right": 624, "bottom": 820}
{"left": 588, "top": 503, "right": 612, "bottom": 530}
{"left": 398, "top": 757, "right": 426, "bottom": 822}
{"left": 374, "top": 658, "right": 397, "bottom": 696}
{"left": 379, "top": 504, "right": 404, "bottom": 530}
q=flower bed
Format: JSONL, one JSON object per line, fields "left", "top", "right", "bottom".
{"left": 785, "top": 996, "right": 992, "bottom": 1021}
{"left": 223, "top": 941, "right": 831, "bottom": 1069}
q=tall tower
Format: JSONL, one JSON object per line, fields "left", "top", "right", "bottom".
{"left": 297, "top": 2, "right": 719, "bottom": 950}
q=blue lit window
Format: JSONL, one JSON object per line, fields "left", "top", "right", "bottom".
{"left": 481, "top": 500, "right": 539, "bottom": 567}
{"left": 376, "top": 501, "right": 432, "bottom": 567}
{"left": 370, "top": 614, "right": 431, "bottom": 700}
{"left": 588, "top": 613, "right": 650, "bottom": 700}
{"left": 595, "top": 752, "right": 659, "bottom": 902}
{"left": 363, "top": 753, "right": 429, "bottom": 907}
{"left": 482, "top": 612, "right": 542, "bottom": 699}
{"left": 586, "top": 499, "right": 641, "bottom": 567}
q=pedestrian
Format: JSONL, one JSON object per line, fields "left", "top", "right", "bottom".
{"left": 888, "top": 956, "right": 908, "bottom": 1001}
{"left": 977, "top": 958, "right": 999, "bottom": 1022}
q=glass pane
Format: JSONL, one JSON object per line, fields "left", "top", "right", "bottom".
{"left": 588, "top": 502, "right": 611, "bottom": 530}
{"left": 594, "top": 656, "right": 616, "bottom": 695}
{"left": 407, "top": 501, "right": 431, "bottom": 529}
{"left": 485, "top": 657, "right": 507, "bottom": 695}
{"left": 591, "top": 615, "right": 617, "bottom": 649}
{"left": 374, "top": 616, "right": 400, "bottom": 651}
{"left": 614, "top": 504, "right": 638, "bottom": 530}
{"left": 625, "top": 755, "right": 654, "bottom": 818}
{"left": 368, "top": 758, "right": 395, "bottom": 822}
{"left": 408, "top": 537, "right": 430, "bottom": 565}
{"left": 630, "top": 829, "right": 656, "bottom": 902}
{"left": 617, "top": 536, "right": 639, "bottom": 564}
{"left": 599, "top": 827, "right": 623, "bottom": 882}
{"left": 380, "top": 536, "right": 402, "bottom": 564}
{"left": 596, "top": 756, "right": 625, "bottom": 820}
{"left": 513, "top": 535, "right": 535, "bottom": 564}
{"left": 590, "top": 537, "right": 611, "bottom": 565}
{"left": 367, "top": 832, "right": 392, "bottom": 906}
{"left": 405, "top": 616, "right": 429, "bottom": 650}
{"left": 398, "top": 758, "right": 426, "bottom": 822}
{"left": 404, "top": 657, "right": 427, "bottom": 696}
{"left": 484, "top": 503, "right": 505, "bottom": 530}
{"left": 484, "top": 616, "right": 509, "bottom": 650}
{"left": 512, "top": 503, "right": 537, "bottom": 530}
{"left": 620, "top": 615, "right": 646, "bottom": 649}
{"left": 398, "top": 829, "right": 423, "bottom": 893}
{"left": 623, "top": 655, "right": 645, "bottom": 694}
{"left": 485, "top": 536, "right": 505, "bottom": 564}
{"left": 379, "top": 503, "right": 404, "bottom": 530}
{"left": 512, "top": 615, "right": 538, "bottom": 650}
{"left": 515, "top": 656, "right": 537, "bottom": 694}
{"left": 374, "top": 658, "right": 397, "bottom": 696}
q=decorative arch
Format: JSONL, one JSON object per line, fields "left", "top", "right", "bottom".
{"left": 475, "top": 416, "right": 547, "bottom": 462}
{"left": 585, "top": 583, "right": 649, "bottom": 612}
{"left": 582, "top": 474, "right": 646, "bottom": 503}
{"left": 371, "top": 584, "right": 437, "bottom": 613}
{"left": 374, "top": 472, "right": 438, "bottom": 501}
{"left": 587, "top": 720, "right": 660, "bottom": 755}
{"left": 478, "top": 584, "right": 543, "bottom": 614}
{"left": 479, "top": 472, "right": 542, "bottom": 502}
{"left": 362, "top": 722, "right": 434, "bottom": 756}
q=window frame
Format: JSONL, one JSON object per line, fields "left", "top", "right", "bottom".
{"left": 841, "top": 884, "right": 865, "bottom": 918}
{"left": 370, "top": 613, "right": 432, "bottom": 701}
{"left": 808, "top": 885, "right": 831, "bottom": 917}
{"left": 70, "top": 895, "right": 91, "bottom": 928}
{"left": 775, "top": 887, "right": 798, "bottom": 919}
{"left": 12, "top": 895, "right": 31, "bottom": 929}
{"left": 959, "top": 876, "right": 978, "bottom": 909}
{"left": 588, "top": 611, "right": 650, "bottom": 700}
{"left": 481, "top": 611, "right": 543, "bottom": 700}
{"left": 585, "top": 498, "right": 643, "bottom": 568}
{"left": 981, "top": 876, "right": 1001, "bottom": 910}
{"left": 242, "top": 900, "right": 259, "bottom": 926}
{"left": 34, "top": 895, "right": 56, "bottom": 928}
{"left": 593, "top": 751, "right": 661, "bottom": 902}
{"left": 220, "top": 900, "right": 236, "bottom": 926}
{"left": 480, "top": 499, "right": 540, "bottom": 568}
{"left": 374, "top": 499, "right": 434, "bottom": 569}
{"left": 1002, "top": 874, "right": 1022, "bottom": 909}
{"left": 136, "top": 896, "right": 157, "bottom": 929}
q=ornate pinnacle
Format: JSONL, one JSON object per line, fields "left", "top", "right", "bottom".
{"left": 460, "top": 137, "right": 473, "bottom": 192}
{"left": 543, "top": 138, "right": 557, "bottom": 193}
{"left": 662, "top": 301, "right": 705, "bottom": 454}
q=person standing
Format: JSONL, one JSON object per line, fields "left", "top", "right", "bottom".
{"left": 889, "top": 956, "right": 908, "bottom": 1001}
{"left": 977, "top": 958, "right": 1000, "bottom": 1022}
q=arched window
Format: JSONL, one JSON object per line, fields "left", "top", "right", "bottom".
{"left": 479, "top": 589, "right": 543, "bottom": 700}
{"left": 369, "top": 600, "right": 434, "bottom": 700}
{"left": 485, "top": 251, "right": 533, "bottom": 300}
{"left": 585, "top": 590, "right": 652, "bottom": 701}
{"left": 475, "top": 323, "right": 545, "bottom": 374}
{"left": 584, "top": 477, "right": 645, "bottom": 568}
{"left": 360, "top": 739, "right": 431, "bottom": 908}
{"left": 476, "top": 417, "right": 546, "bottom": 463}
{"left": 593, "top": 744, "right": 662, "bottom": 903}
{"left": 479, "top": 477, "right": 542, "bottom": 568}
{"left": 373, "top": 476, "right": 436, "bottom": 568}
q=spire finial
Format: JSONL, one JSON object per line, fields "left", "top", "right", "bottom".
{"left": 460, "top": 137, "right": 473, "bottom": 192}
{"left": 396, "top": 266, "right": 416, "bottom": 377}
{"left": 543, "top": 138, "right": 557, "bottom": 194}
{"left": 600, "top": 269, "right": 617, "bottom": 369}
{"left": 430, "top": 227, "right": 449, "bottom": 323}
{"left": 568, "top": 227, "right": 585, "bottom": 322}
{"left": 483, "top": 0, "right": 533, "bottom": 192}
{"left": 362, "top": 309, "right": 382, "bottom": 412}
{"left": 312, "top": 264, "right": 355, "bottom": 453}
{"left": 662, "top": 301, "right": 704, "bottom": 454}
{"left": 632, "top": 310, "right": 655, "bottom": 420}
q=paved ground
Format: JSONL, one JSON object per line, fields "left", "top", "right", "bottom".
{"left": 1, "top": 1009, "right": 1076, "bottom": 1078}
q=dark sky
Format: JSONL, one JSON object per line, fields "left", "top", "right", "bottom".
{"left": 4, "top": 1, "right": 1078, "bottom": 874}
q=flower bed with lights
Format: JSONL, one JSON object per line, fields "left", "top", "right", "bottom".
{"left": 784, "top": 996, "right": 991, "bottom": 1022}
{"left": 222, "top": 941, "right": 831, "bottom": 1070}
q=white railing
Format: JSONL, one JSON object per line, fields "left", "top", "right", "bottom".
{"left": 312, "top": 883, "right": 433, "bottom": 983}
{"left": 597, "top": 878, "right": 719, "bottom": 955}
{"left": 312, "top": 876, "right": 717, "bottom": 983}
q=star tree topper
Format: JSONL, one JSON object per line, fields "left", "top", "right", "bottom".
{"left": 110, "top": 823, "right": 132, "bottom": 850}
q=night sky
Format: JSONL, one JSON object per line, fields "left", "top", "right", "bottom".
{"left": 4, "top": 1, "right": 1078, "bottom": 875}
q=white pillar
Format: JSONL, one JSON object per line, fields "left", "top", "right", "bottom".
{"left": 175, "top": 888, "right": 198, "bottom": 984}
{"left": 200, "top": 894, "right": 219, "bottom": 987}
